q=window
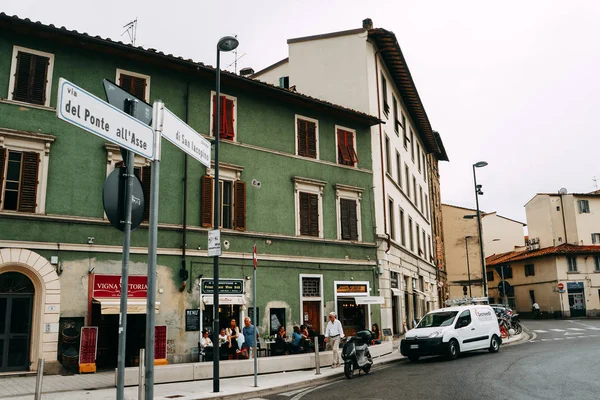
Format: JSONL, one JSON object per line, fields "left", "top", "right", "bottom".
{"left": 296, "top": 116, "right": 318, "bottom": 159}
{"left": 293, "top": 177, "right": 324, "bottom": 238}
{"left": 302, "top": 277, "right": 320, "bottom": 297}
{"left": 425, "top": 194, "right": 430, "bottom": 220}
{"left": 455, "top": 310, "right": 471, "bottom": 328}
{"left": 405, "top": 164, "right": 410, "bottom": 197}
{"left": 388, "top": 198, "right": 395, "bottom": 240}
{"left": 396, "top": 152, "right": 402, "bottom": 187}
{"left": 279, "top": 76, "right": 290, "bottom": 89}
{"left": 399, "top": 208, "right": 406, "bottom": 246}
{"left": 502, "top": 266, "right": 513, "bottom": 279}
{"left": 408, "top": 217, "right": 414, "bottom": 251}
{"left": 393, "top": 97, "right": 399, "bottom": 134}
{"left": 116, "top": 69, "right": 150, "bottom": 102}
{"left": 385, "top": 135, "right": 391, "bottom": 173}
{"left": 410, "top": 128, "right": 415, "bottom": 160}
{"left": 416, "top": 223, "right": 421, "bottom": 255}
{"left": 336, "top": 127, "right": 358, "bottom": 167}
{"left": 419, "top": 186, "right": 424, "bottom": 213}
{"left": 336, "top": 184, "right": 362, "bottom": 241}
{"left": 595, "top": 256, "right": 600, "bottom": 272}
{"left": 381, "top": 74, "right": 389, "bottom": 115}
{"left": 390, "top": 271, "right": 399, "bottom": 289}
{"left": 8, "top": 46, "right": 54, "bottom": 107}
{"left": 417, "top": 144, "right": 421, "bottom": 172}
{"left": 210, "top": 93, "right": 237, "bottom": 140}
{"left": 423, "top": 152, "right": 427, "bottom": 182}
{"left": 592, "top": 233, "right": 600, "bottom": 244}
{"left": 524, "top": 264, "right": 535, "bottom": 277}
{"left": 578, "top": 199, "right": 590, "bottom": 213}
{"left": 413, "top": 176, "right": 417, "bottom": 204}
{"left": 201, "top": 171, "right": 246, "bottom": 230}
{"left": 427, "top": 234, "right": 432, "bottom": 261}
{"left": 422, "top": 229, "right": 427, "bottom": 259}
{"left": 0, "top": 129, "right": 54, "bottom": 214}
{"left": 487, "top": 271, "right": 494, "bottom": 282}
{"left": 567, "top": 256, "right": 578, "bottom": 272}
{"left": 402, "top": 113, "right": 407, "bottom": 148}
{"left": 529, "top": 290, "right": 536, "bottom": 305}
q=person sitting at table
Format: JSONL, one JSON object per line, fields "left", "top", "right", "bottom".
{"left": 371, "top": 323, "right": 382, "bottom": 345}
{"left": 217, "top": 328, "right": 230, "bottom": 360}
{"left": 291, "top": 326, "right": 304, "bottom": 353}
{"left": 300, "top": 324, "right": 310, "bottom": 339}
{"left": 200, "top": 330, "right": 213, "bottom": 361}
{"left": 226, "top": 319, "right": 241, "bottom": 360}
{"left": 274, "top": 325, "right": 288, "bottom": 356}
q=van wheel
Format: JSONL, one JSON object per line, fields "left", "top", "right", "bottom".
{"left": 447, "top": 339, "right": 459, "bottom": 360}
{"left": 408, "top": 355, "right": 419, "bottom": 362}
{"left": 489, "top": 335, "right": 500, "bottom": 353}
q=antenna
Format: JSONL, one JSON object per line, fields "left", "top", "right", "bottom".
{"left": 225, "top": 35, "right": 246, "bottom": 74}
{"left": 558, "top": 188, "right": 568, "bottom": 195}
{"left": 122, "top": 18, "right": 138, "bottom": 46}
{"left": 593, "top": 177, "right": 598, "bottom": 190}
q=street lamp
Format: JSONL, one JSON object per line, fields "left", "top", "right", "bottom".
{"left": 473, "top": 161, "right": 488, "bottom": 298}
{"left": 213, "top": 35, "right": 239, "bottom": 394}
{"left": 465, "top": 236, "right": 473, "bottom": 297}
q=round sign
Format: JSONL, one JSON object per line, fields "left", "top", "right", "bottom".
{"left": 102, "top": 167, "right": 145, "bottom": 232}
{"left": 558, "top": 283, "right": 564, "bottom": 291}
{"left": 437, "top": 281, "right": 444, "bottom": 288}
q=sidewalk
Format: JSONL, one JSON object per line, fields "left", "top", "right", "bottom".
{"left": 0, "top": 349, "right": 404, "bottom": 400}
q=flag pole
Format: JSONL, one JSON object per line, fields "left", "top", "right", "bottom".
{"left": 253, "top": 244, "right": 258, "bottom": 387}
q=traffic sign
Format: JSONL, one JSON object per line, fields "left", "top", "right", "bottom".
{"left": 57, "top": 78, "right": 155, "bottom": 159}
{"left": 558, "top": 283, "right": 565, "bottom": 291}
{"left": 162, "top": 107, "right": 211, "bottom": 167}
{"left": 102, "top": 167, "right": 145, "bottom": 232}
{"left": 102, "top": 79, "right": 153, "bottom": 126}
{"left": 208, "top": 229, "right": 221, "bottom": 257}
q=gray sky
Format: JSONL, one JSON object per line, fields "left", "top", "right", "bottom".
{"left": 5, "top": 0, "right": 600, "bottom": 223}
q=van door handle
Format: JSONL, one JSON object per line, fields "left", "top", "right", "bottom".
{"left": 471, "top": 328, "right": 475, "bottom": 330}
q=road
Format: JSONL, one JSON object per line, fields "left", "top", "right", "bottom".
{"left": 262, "top": 319, "right": 600, "bottom": 400}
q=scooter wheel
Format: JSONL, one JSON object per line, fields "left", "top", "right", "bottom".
{"left": 363, "top": 363, "right": 371, "bottom": 374}
{"left": 344, "top": 362, "right": 354, "bottom": 379}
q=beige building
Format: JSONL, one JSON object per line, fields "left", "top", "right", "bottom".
{"left": 442, "top": 204, "right": 525, "bottom": 300}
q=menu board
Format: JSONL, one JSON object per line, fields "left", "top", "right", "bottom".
{"left": 185, "top": 309, "right": 200, "bottom": 331}
{"left": 78, "top": 327, "right": 98, "bottom": 364}
{"left": 155, "top": 325, "right": 167, "bottom": 360}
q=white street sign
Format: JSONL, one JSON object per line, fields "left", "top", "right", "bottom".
{"left": 208, "top": 229, "right": 222, "bottom": 257}
{"left": 57, "top": 78, "right": 155, "bottom": 159}
{"left": 354, "top": 296, "right": 385, "bottom": 305}
{"left": 162, "top": 107, "right": 211, "bottom": 167}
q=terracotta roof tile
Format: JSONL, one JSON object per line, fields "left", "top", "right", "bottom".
{"left": 486, "top": 244, "right": 600, "bottom": 266}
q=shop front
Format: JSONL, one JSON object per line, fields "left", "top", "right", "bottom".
{"left": 334, "top": 281, "right": 371, "bottom": 337}
{"left": 567, "top": 282, "right": 586, "bottom": 318}
{"left": 199, "top": 278, "right": 246, "bottom": 334}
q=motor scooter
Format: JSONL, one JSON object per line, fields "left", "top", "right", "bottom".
{"left": 341, "top": 330, "right": 373, "bottom": 379}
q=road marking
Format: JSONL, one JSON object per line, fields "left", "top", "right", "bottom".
{"left": 550, "top": 329, "right": 565, "bottom": 332}
{"left": 541, "top": 339, "right": 552, "bottom": 341}
{"left": 587, "top": 327, "right": 600, "bottom": 330}
{"left": 590, "top": 335, "right": 599, "bottom": 337}
{"left": 564, "top": 332, "right": 585, "bottom": 336}
{"left": 566, "top": 337, "right": 578, "bottom": 340}
{"left": 553, "top": 338, "right": 564, "bottom": 340}
{"left": 290, "top": 381, "right": 340, "bottom": 400}
{"left": 533, "top": 330, "right": 548, "bottom": 333}
{"left": 529, "top": 340, "right": 540, "bottom": 343}
{"left": 279, "top": 388, "right": 310, "bottom": 397}
{"left": 567, "top": 328, "right": 585, "bottom": 331}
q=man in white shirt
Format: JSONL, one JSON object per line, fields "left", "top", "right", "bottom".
{"left": 324, "top": 311, "right": 345, "bottom": 368}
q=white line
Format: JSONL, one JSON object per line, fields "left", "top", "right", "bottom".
{"left": 533, "top": 330, "right": 548, "bottom": 333}
{"left": 553, "top": 338, "right": 564, "bottom": 340}
{"left": 590, "top": 335, "right": 599, "bottom": 337}
{"left": 279, "top": 388, "right": 310, "bottom": 397}
{"left": 541, "top": 339, "right": 552, "bottom": 341}
{"left": 529, "top": 340, "right": 540, "bottom": 343}
{"left": 290, "top": 381, "right": 340, "bottom": 400}
{"left": 550, "top": 329, "right": 565, "bottom": 332}
{"left": 567, "top": 328, "right": 585, "bottom": 331}
{"left": 587, "top": 327, "right": 600, "bottom": 331}
{"left": 566, "top": 337, "right": 578, "bottom": 339}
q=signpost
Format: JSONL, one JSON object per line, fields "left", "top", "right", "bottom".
{"left": 208, "top": 230, "right": 222, "bottom": 257}
{"left": 558, "top": 283, "right": 565, "bottom": 291}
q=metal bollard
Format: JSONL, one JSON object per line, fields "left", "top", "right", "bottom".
{"left": 34, "top": 358, "right": 44, "bottom": 400}
{"left": 314, "top": 336, "right": 321, "bottom": 375}
{"left": 138, "top": 349, "right": 145, "bottom": 400}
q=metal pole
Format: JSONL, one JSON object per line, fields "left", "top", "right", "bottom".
{"left": 213, "top": 48, "right": 221, "bottom": 394}
{"left": 501, "top": 266, "right": 507, "bottom": 306}
{"left": 145, "top": 100, "right": 163, "bottom": 400}
{"left": 473, "top": 165, "right": 487, "bottom": 298}
{"left": 138, "top": 349, "right": 145, "bottom": 400}
{"left": 314, "top": 336, "right": 320, "bottom": 375}
{"left": 253, "top": 257, "right": 257, "bottom": 387}
{"left": 199, "top": 279, "right": 203, "bottom": 360}
{"left": 117, "top": 128, "right": 135, "bottom": 400}
{"left": 34, "top": 358, "right": 44, "bottom": 400}
{"left": 465, "top": 237, "right": 472, "bottom": 297}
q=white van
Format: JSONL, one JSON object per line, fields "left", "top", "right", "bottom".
{"left": 400, "top": 305, "right": 501, "bottom": 361}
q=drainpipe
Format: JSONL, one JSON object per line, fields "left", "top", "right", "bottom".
{"left": 374, "top": 50, "right": 391, "bottom": 254}
{"left": 180, "top": 82, "right": 190, "bottom": 292}
{"left": 559, "top": 193, "right": 568, "bottom": 245}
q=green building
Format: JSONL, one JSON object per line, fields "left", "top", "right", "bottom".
{"left": 0, "top": 13, "right": 381, "bottom": 373}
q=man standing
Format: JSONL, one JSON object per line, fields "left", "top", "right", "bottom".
{"left": 532, "top": 302, "right": 540, "bottom": 319}
{"left": 242, "top": 317, "right": 258, "bottom": 358}
{"left": 324, "top": 311, "right": 344, "bottom": 368}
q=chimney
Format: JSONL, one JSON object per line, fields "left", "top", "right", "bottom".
{"left": 240, "top": 67, "right": 255, "bottom": 77}
{"left": 362, "top": 18, "right": 373, "bottom": 30}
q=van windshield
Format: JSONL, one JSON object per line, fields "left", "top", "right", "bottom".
{"left": 415, "top": 311, "right": 458, "bottom": 328}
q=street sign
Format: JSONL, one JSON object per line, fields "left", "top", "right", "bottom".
{"left": 559, "top": 289, "right": 566, "bottom": 293}
{"left": 558, "top": 283, "right": 565, "bottom": 291}
{"left": 162, "top": 106, "right": 211, "bottom": 167}
{"left": 208, "top": 229, "right": 221, "bottom": 256}
{"left": 57, "top": 78, "right": 155, "bottom": 159}
{"left": 102, "top": 79, "right": 153, "bottom": 125}
{"left": 102, "top": 167, "right": 145, "bottom": 232}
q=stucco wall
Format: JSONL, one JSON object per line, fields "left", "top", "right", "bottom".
{"left": 482, "top": 213, "right": 525, "bottom": 256}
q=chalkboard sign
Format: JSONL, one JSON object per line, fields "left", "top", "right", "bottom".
{"left": 185, "top": 309, "right": 200, "bottom": 332}
{"left": 247, "top": 307, "right": 260, "bottom": 326}
{"left": 382, "top": 328, "right": 392, "bottom": 337}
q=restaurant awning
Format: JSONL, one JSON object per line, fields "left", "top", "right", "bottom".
{"left": 93, "top": 298, "right": 159, "bottom": 314}
{"left": 390, "top": 288, "right": 402, "bottom": 296}
{"left": 354, "top": 296, "right": 385, "bottom": 305}
{"left": 412, "top": 289, "right": 428, "bottom": 299}
{"left": 203, "top": 296, "right": 246, "bottom": 305}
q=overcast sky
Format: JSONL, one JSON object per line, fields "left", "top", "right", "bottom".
{"left": 4, "top": 0, "right": 600, "bottom": 223}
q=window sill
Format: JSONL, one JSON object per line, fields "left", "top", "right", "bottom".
{"left": 0, "top": 98, "right": 55, "bottom": 112}
{"left": 566, "top": 271, "right": 579, "bottom": 274}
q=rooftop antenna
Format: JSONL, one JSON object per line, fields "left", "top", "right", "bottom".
{"left": 122, "top": 18, "right": 138, "bottom": 46}
{"left": 593, "top": 177, "right": 598, "bottom": 190}
{"left": 225, "top": 35, "right": 246, "bottom": 74}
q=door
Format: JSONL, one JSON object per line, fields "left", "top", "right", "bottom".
{"left": 302, "top": 301, "right": 320, "bottom": 333}
{"left": 391, "top": 295, "right": 400, "bottom": 335}
{"left": 569, "top": 292, "right": 586, "bottom": 317}
{"left": 0, "top": 272, "right": 35, "bottom": 372}
{"left": 454, "top": 310, "right": 476, "bottom": 352}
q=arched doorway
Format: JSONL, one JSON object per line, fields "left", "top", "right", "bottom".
{"left": 0, "top": 272, "right": 34, "bottom": 372}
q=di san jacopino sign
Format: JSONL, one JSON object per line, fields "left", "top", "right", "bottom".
{"left": 201, "top": 279, "right": 244, "bottom": 295}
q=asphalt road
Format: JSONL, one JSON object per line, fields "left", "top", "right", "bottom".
{"left": 264, "top": 319, "right": 600, "bottom": 400}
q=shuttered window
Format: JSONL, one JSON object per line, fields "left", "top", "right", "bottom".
{"left": 297, "top": 119, "right": 317, "bottom": 158}
{"left": 340, "top": 198, "right": 358, "bottom": 241}
{"left": 118, "top": 73, "right": 148, "bottom": 101}
{"left": 0, "top": 149, "right": 39, "bottom": 212}
{"left": 337, "top": 129, "right": 358, "bottom": 167}
{"left": 201, "top": 175, "right": 214, "bottom": 227}
{"left": 299, "top": 192, "right": 319, "bottom": 237}
{"left": 12, "top": 51, "right": 50, "bottom": 105}
{"left": 201, "top": 175, "right": 246, "bottom": 230}
{"left": 234, "top": 180, "right": 246, "bottom": 231}
{"left": 212, "top": 95, "right": 235, "bottom": 140}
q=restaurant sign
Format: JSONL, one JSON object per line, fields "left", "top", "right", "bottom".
{"left": 92, "top": 274, "right": 148, "bottom": 298}
{"left": 336, "top": 284, "right": 368, "bottom": 294}
{"left": 201, "top": 279, "right": 244, "bottom": 295}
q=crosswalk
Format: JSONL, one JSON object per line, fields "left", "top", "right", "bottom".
{"left": 529, "top": 324, "right": 600, "bottom": 343}
{"left": 532, "top": 327, "right": 599, "bottom": 333}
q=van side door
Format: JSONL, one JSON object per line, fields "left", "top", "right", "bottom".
{"left": 454, "top": 310, "right": 476, "bottom": 351}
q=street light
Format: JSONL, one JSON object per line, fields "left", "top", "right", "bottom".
{"left": 473, "top": 161, "right": 488, "bottom": 298}
{"left": 465, "top": 236, "right": 473, "bottom": 297}
{"left": 213, "top": 35, "right": 239, "bottom": 394}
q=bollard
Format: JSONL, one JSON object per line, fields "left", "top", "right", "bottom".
{"left": 138, "top": 349, "right": 145, "bottom": 400}
{"left": 34, "top": 358, "right": 44, "bottom": 400}
{"left": 314, "top": 336, "right": 321, "bottom": 375}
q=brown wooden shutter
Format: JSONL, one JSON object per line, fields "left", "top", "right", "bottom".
{"left": 225, "top": 99, "right": 235, "bottom": 140}
{"left": 132, "top": 77, "right": 147, "bottom": 101}
{"left": 30, "top": 55, "right": 49, "bottom": 105}
{"left": 201, "top": 175, "right": 214, "bottom": 227}
{"left": 297, "top": 120, "right": 307, "bottom": 156}
{"left": 13, "top": 52, "right": 32, "bottom": 103}
{"left": 337, "top": 130, "right": 352, "bottom": 164}
{"left": 141, "top": 165, "right": 152, "bottom": 221}
{"left": 299, "top": 192, "right": 310, "bottom": 235}
{"left": 306, "top": 121, "right": 317, "bottom": 158}
{"left": 234, "top": 180, "right": 246, "bottom": 231}
{"left": 348, "top": 199, "right": 358, "bottom": 240}
{"left": 18, "top": 152, "right": 39, "bottom": 213}
{"left": 340, "top": 198, "right": 351, "bottom": 240}
{"left": 0, "top": 148, "right": 6, "bottom": 207}
{"left": 119, "top": 74, "right": 132, "bottom": 91}
{"left": 308, "top": 193, "right": 319, "bottom": 236}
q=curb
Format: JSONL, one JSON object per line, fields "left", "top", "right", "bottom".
{"left": 503, "top": 331, "right": 531, "bottom": 347}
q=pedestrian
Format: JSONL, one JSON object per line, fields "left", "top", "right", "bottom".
{"left": 324, "top": 311, "right": 344, "bottom": 368}
{"left": 242, "top": 317, "right": 259, "bottom": 359}
{"left": 532, "top": 302, "right": 540, "bottom": 319}
{"left": 226, "top": 319, "right": 241, "bottom": 359}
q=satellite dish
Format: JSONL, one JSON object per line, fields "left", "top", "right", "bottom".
{"left": 558, "top": 188, "right": 568, "bottom": 194}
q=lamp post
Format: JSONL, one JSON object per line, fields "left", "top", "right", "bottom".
{"left": 465, "top": 236, "right": 473, "bottom": 297}
{"left": 473, "top": 161, "right": 488, "bottom": 298}
{"left": 213, "top": 35, "right": 239, "bottom": 394}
